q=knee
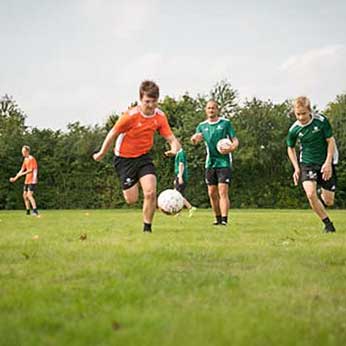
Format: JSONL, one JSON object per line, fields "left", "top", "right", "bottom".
{"left": 219, "top": 191, "right": 228, "bottom": 199}
{"left": 124, "top": 195, "right": 138, "bottom": 205}
{"left": 208, "top": 189, "right": 216, "bottom": 198}
{"left": 324, "top": 198, "right": 334, "bottom": 207}
{"left": 143, "top": 190, "right": 156, "bottom": 202}
{"left": 23, "top": 192, "right": 28, "bottom": 199}
{"left": 305, "top": 190, "right": 317, "bottom": 200}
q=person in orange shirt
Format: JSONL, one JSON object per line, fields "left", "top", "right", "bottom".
{"left": 9, "top": 145, "right": 39, "bottom": 216}
{"left": 93, "top": 80, "right": 181, "bottom": 232}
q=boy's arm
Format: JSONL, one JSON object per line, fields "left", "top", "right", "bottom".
{"left": 287, "top": 146, "right": 300, "bottom": 186}
{"left": 178, "top": 162, "right": 185, "bottom": 184}
{"left": 321, "top": 137, "right": 335, "bottom": 181}
{"left": 93, "top": 127, "right": 119, "bottom": 161}
{"left": 164, "top": 135, "right": 181, "bottom": 157}
{"left": 9, "top": 168, "right": 28, "bottom": 182}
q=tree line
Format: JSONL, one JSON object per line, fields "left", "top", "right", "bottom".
{"left": 1, "top": 82, "right": 345, "bottom": 210}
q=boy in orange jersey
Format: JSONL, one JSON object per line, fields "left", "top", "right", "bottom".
{"left": 93, "top": 81, "right": 181, "bottom": 232}
{"left": 9, "top": 145, "right": 39, "bottom": 216}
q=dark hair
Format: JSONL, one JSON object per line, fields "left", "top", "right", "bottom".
{"left": 139, "top": 80, "right": 160, "bottom": 100}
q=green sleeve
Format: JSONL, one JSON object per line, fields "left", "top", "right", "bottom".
{"left": 322, "top": 117, "right": 333, "bottom": 138}
{"left": 176, "top": 151, "right": 183, "bottom": 163}
{"left": 182, "top": 150, "right": 187, "bottom": 163}
{"left": 286, "top": 130, "right": 297, "bottom": 147}
{"left": 196, "top": 124, "right": 202, "bottom": 134}
{"left": 227, "top": 121, "right": 236, "bottom": 138}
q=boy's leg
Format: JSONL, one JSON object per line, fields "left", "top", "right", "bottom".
{"left": 302, "top": 181, "right": 328, "bottom": 220}
{"left": 208, "top": 185, "right": 221, "bottom": 224}
{"left": 23, "top": 190, "right": 30, "bottom": 214}
{"left": 139, "top": 174, "right": 157, "bottom": 231}
{"left": 320, "top": 189, "right": 335, "bottom": 207}
{"left": 122, "top": 184, "right": 139, "bottom": 204}
{"left": 218, "top": 183, "right": 229, "bottom": 224}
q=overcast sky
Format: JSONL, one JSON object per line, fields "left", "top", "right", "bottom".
{"left": 1, "top": 0, "right": 346, "bottom": 129}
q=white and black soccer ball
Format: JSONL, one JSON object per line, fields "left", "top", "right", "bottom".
{"left": 158, "top": 189, "right": 184, "bottom": 215}
{"left": 216, "top": 138, "right": 232, "bottom": 154}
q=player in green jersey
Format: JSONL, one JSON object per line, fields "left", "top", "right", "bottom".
{"left": 174, "top": 148, "right": 196, "bottom": 217}
{"left": 287, "top": 96, "right": 338, "bottom": 233}
{"left": 191, "top": 100, "right": 239, "bottom": 226}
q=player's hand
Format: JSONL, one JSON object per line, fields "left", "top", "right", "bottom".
{"left": 293, "top": 169, "right": 300, "bottom": 186}
{"left": 191, "top": 133, "right": 203, "bottom": 144}
{"left": 164, "top": 150, "right": 176, "bottom": 157}
{"left": 92, "top": 152, "right": 104, "bottom": 161}
{"left": 321, "top": 162, "right": 332, "bottom": 181}
{"left": 9, "top": 177, "right": 16, "bottom": 183}
{"left": 219, "top": 143, "right": 237, "bottom": 155}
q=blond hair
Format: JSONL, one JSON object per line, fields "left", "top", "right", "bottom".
{"left": 206, "top": 99, "right": 219, "bottom": 108}
{"left": 22, "top": 145, "right": 30, "bottom": 152}
{"left": 294, "top": 96, "right": 311, "bottom": 111}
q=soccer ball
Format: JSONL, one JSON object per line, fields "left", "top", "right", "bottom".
{"left": 158, "top": 189, "right": 184, "bottom": 215}
{"left": 217, "top": 138, "right": 232, "bottom": 154}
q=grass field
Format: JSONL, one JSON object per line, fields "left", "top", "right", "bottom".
{"left": 1, "top": 209, "right": 346, "bottom": 346}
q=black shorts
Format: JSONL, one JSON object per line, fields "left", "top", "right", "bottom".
{"left": 113, "top": 154, "right": 156, "bottom": 190}
{"left": 205, "top": 168, "right": 232, "bottom": 186}
{"left": 174, "top": 177, "right": 187, "bottom": 195}
{"left": 301, "top": 164, "right": 337, "bottom": 192}
{"left": 23, "top": 184, "right": 37, "bottom": 192}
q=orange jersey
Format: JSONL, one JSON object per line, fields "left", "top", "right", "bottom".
{"left": 21, "top": 155, "right": 38, "bottom": 184}
{"left": 113, "top": 106, "right": 173, "bottom": 158}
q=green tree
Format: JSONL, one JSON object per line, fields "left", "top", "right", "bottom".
{"left": 0, "top": 95, "right": 27, "bottom": 209}
{"left": 324, "top": 94, "right": 346, "bottom": 207}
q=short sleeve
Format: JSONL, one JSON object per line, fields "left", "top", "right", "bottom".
{"left": 196, "top": 124, "right": 202, "bottom": 134}
{"left": 286, "top": 130, "right": 297, "bottom": 147}
{"left": 158, "top": 115, "right": 173, "bottom": 138}
{"left": 28, "top": 158, "right": 38, "bottom": 170}
{"left": 113, "top": 113, "right": 133, "bottom": 133}
{"left": 227, "top": 121, "right": 236, "bottom": 138}
{"left": 322, "top": 117, "right": 333, "bottom": 138}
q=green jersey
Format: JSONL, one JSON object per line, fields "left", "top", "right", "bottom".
{"left": 287, "top": 113, "right": 338, "bottom": 165}
{"left": 174, "top": 149, "right": 188, "bottom": 182}
{"left": 196, "top": 117, "right": 236, "bottom": 169}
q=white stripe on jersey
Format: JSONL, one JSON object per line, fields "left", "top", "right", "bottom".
{"left": 32, "top": 168, "right": 38, "bottom": 184}
{"left": 114, "top": 133, "right": 126, "bottom": 156}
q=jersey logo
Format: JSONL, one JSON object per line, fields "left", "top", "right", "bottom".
{"left": 124, "top": 177, "right": 135, "bottom": 187}
{"left": 217, "top": 125, "right": 224, "bottom": 130}
{"left": 312, "top": 126, "right": 320, "bottom": 133}
{"left": 203, "top": 128, "right": 209, "bottom": 131}
{"left": 298, "top": 132, "right": 304, "bottom": 137}
{"left": 308, "top": 170, "right": 317, "bottom": 179}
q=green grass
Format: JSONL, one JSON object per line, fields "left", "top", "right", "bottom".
{"left": 0, "top": 209, "right": 346, "bottom": 346}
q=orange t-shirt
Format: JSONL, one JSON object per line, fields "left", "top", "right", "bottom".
{"left": 21, "top": 155, "right": 38, "bottom": 184}
{"left": 113, "top": 106, "right": 173, "bottom": 158}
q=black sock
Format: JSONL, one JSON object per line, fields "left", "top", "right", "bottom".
{"left": 322, "top": 217, "right": 332, "bottom": 225}
{"left": 33, "top": 208, "right": 38, "bottom": 214}
{"left": 26, "top": 209, "right": 30, "bottom": 215}
{"left": 143, "top": 223, "right": 152, "bottom": 232}
{"left": 221, "top": 216, "right": 228, "bottom": 224}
